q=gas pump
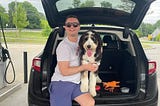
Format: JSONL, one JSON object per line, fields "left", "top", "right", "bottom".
{"left": 0, "top": 16, "right": 15, "bottom": 89}
{"left": 0, "top": 16, "right": 6, "bottom": 88}
{"left": 0, "top": 42, "right": 6, "bottom": 89}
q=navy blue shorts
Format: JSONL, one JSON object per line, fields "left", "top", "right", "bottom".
{"left": 49, "top": 81, "right": 85, "bottom": 106}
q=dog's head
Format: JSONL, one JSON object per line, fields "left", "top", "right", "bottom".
{"left": 79, "top": 30, "right": 102, "bottom": 57}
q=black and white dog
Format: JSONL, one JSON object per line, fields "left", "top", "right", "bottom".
{"left": 79, "top": 30, "right": 103, "bottom": 96}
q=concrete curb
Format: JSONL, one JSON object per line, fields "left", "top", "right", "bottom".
{"left": 0, "top": 83, "right": 22, "bottom": 101}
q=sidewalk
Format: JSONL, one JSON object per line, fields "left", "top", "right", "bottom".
{"left": 0, "top": 83, "right": 28, "bottom": 106}
{"left": 0, "top": 82, "right": 22, "bottom": 101}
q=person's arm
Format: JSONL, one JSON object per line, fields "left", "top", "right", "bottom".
{"left": 58, "top": 61, "right": 98, "bottom": 76}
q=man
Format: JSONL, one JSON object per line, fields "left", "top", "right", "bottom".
{"left": 49, "top": 15, "right": 98, "bottom": 106}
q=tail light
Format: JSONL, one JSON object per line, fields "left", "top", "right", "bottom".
{"left": 148, "top": 61, "right": 156, "bottom": 75}
{"left": 32, "top": 57, "right": 41, "bottom": 72}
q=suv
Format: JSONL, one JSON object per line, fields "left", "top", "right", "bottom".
{"left": 28, "top": 0, "right": 158, "bottom": 106}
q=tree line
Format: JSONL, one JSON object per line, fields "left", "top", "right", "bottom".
{"left": 0, "top": 1, "right": 45, "bottom": 29}
{"left": 0, "top": 1, "right": 51, "bottom": 36}
{"left": 133, "top": 21, "right": 160, "bottom": 41}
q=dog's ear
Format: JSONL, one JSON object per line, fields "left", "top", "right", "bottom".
{"left": 79, "top": 34, "right": 84, "bottom": 50}
{"left": 79, "top": 34, "right": 85, "bottom": 55}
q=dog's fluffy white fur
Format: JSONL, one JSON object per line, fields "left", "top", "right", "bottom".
{"left": 79, "top": 30, "right": 103, "bottom": 96}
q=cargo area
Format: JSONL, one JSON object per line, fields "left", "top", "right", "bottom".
{"left": 93, "top": 35, "right": 137, "bottom": 97}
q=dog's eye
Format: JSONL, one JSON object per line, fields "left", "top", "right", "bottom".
{"left": 84, "top": 37, "right": 88, "bottom": 41}
{"left": 91, "top": 37, "right": 96, "bottom": 42}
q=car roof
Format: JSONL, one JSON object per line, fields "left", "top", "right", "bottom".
{"left": 41, "top": 0, "right": 155, "bottom": 29}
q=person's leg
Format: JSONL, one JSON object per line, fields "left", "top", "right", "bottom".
{"left": 72, "top": 84, "right": 95, "bottom": 106}
{"left": 49, "top": 81, "right": 73, "bottom": 106}
{"left": 74, "top": 93, "right": 95, "bottom": 106}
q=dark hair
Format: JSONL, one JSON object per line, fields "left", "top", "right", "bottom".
{"left": 65, "top": 15, "right": 79, "bottom": 23}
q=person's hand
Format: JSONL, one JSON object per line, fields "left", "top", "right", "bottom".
{"left": 91, "top": 63, "right": 99, "bottom": 72}
{"left": 82, "top": 63, "right": 98, "bottom": 72}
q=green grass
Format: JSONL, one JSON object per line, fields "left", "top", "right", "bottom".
{"left": 141, "top": 41, "right": 160, "bottom": 44}
{"left": 140, "top": 40, "right": 160, "bottom": 49}
{"left": 1, "top": 31, "right": 48, "bottom": 44}
{"left": 141, "top": 43, "right": 152, "bottom": 49}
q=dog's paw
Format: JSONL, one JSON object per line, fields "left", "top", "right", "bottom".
{"left": 80, "top": 83, "right": 88, "bottom": 92}
{"left": 90, "top": 90, "right": 97, "bottom": 97}
{"left": 96, "top": 76, "right": 102, "bottom": 83}
{"left": 89, "top": 85, "right": 97, "bottom": 97}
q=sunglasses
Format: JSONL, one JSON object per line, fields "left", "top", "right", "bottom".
{"left": 65, "top": 22, "right": 80, "bottom": 28}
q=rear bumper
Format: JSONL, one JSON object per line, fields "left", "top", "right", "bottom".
{"left": 29, "top": 90, "right": 158, "bottom": 106}
{"left": 73, "top": 91, "right": 158, "bottom": 106}
{"left": 28, "top": 70, "right": 158, "bottom": 106}
{"left": 95, "top": 92, "right": 158, "bottom": 106}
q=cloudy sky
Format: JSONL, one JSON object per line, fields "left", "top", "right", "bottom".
{"left": 143, "top": 0, "right": 160, "bottom": 24}
{"left": 0, "top": 0, "right": 160, "bottom": 24}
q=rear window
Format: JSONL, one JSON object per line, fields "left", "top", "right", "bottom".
{"left": 56, "top": 0, "right": 135, "bottom": 13}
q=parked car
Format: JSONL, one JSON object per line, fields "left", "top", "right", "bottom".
{"left": 28, "top": 0, "right": 158, "bottom": 106}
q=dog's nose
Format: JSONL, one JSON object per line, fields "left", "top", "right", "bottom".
{"left": 87, "top": 45, "right": 91, "bottom": 49}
